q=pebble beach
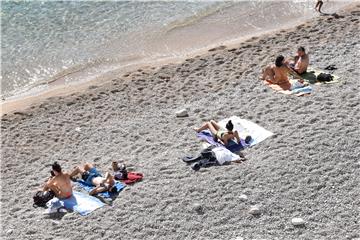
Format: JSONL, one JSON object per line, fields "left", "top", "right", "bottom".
{"left": 1, "top": 3, "right": 360, "bottom": 240}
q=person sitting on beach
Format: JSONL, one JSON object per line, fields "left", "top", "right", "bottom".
{"left": 70, "top": 163, "right": 116, "bottom": 195}
{"left": 111, "top": 161, "right": 128, "bottom": 180}
{"left": 43, "top": 162, "right": 73, "bottom": 199}
{"left": 194, "top": 120, "right": 248, "bottom": 146}
{"left": 286, "top": 46, "right": 309, "bottom": 74}
{"left": 261, "top": 55, "right": 305, "bottom": 90}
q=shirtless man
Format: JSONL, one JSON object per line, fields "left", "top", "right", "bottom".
{"left": 70, "top": 163, "right": 116, "bottom": 195}
{"left": 287, "top": 46, "right": 309, "bottom": 74}
{"left": 261, "top": 55, "right": 304, "bottom": 90}
{"left": 43, "top": 162, "right": 73, "bottom": 199}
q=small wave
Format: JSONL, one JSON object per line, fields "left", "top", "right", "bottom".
{"left": 165, "top": 2, "right": 235, "bottom": 33}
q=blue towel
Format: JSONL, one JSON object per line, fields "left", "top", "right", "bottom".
{"left": 291, "top": 85, "right": 312, "bottom": 94}
{"left": 76, "top": 180, "right": 125, "bottom": 199}
{"left": 47, "top": 191, "right": 105, "bottom": 216}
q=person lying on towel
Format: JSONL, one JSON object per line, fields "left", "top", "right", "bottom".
{"left": 70, "top": 163, "right": 116, "bottom": 195}
{"left": 194, "top": 120, "right": 250, "bottom": 146}
{"left": 261, "top": 55, "right": 306, "bottom": 90}
{"left": 43, "top": 162, "right": 73, "bottom": 199}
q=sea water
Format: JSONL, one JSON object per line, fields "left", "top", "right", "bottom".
{"left": 0, "top": 1, "right": 349, "bottom": 99}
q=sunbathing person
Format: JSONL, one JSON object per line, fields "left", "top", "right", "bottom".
{"left": 43, "top": 162, "right": 73, "bottom": 199}
{"left": 286, "top": 46, "right": 309, "bottom": 74}
{"left": 194, "top": 120, "right": 248, "bottom": 146}
{"left": 261, "top": 55, "right": 305, "bottom": 90}
{"left": 70, "top": 163, "right": 116, "bottom": 195}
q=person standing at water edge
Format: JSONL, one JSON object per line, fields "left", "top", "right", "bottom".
{"left": 315, "top": 0, "right": 324, "bottom": 13}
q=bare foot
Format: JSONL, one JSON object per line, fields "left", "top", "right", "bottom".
{"left": 193, "top": 127, "right": 200, "bottom": 133}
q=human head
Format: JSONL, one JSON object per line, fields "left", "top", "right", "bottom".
{"left": 245, "top": 135, "right": 252, "bottom": 145}
{"left": 51, "top": 162, "right": 62, "bottom": 175}
{"left": 275, "top": 55, "right": 285, "bottom": 67}
{"left": 112, "top": 161, "right": 119, "bottom": 171}
{"left": 225, "top": 120, "right": 234, "bottom": 131}
{"left": 297, "top": 46, "right": 305, "bottom": 56}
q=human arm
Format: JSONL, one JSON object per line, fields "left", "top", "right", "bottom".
{"left": 234, "top": 131, "right": 241, "bottom": 144}
{"left": 286, "top": 66, "right": 304, "bottom": 82}
{"left": 43, "top": 178, "right": 53, "bottom": 192}
{"left": 219, "top": 138, "right": 228, "bottom": 146}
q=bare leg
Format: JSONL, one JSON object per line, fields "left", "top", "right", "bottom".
{"left": 234, "top": 130, "right": 241, "bottom": 143}
{"left": 194, "top": 121, "right": 210, "bottom": 133}
{"left": 89, "top": 173, "right": 115, "bottom": 195}
{"left": 318, "top": 1, "right": 323, "bottom": 13}
{"left": 315, "top": 2, "right": 320, "bottom": 11}
{"left": 69, "top": 166, "right": 85, "bottom": 178}
{"left": 105, "top": 172, "right": 115, "bottom": 186}
{"left": 209, "top": 120, "right": 221, "bottom": 131}
{"left": 194, "top": 121, "right": 218, "bottom": 135}
{"left": 89, "top": 186, "right": 107, "bottom": 195}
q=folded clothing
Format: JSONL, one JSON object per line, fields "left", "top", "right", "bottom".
{"left": 212, "top": 147, "right": 241, "bottom": 165}
{"left": 46, "top": 191, "right": 105, "bottom": 216}
{"left": 121, "top": 172, "right": 144, "bottom": 185}
{"left": 76, "top": 180, "right": 125, "bottom": 199}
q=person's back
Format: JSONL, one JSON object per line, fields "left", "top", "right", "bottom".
{"left": 272, "top": 65, "right": 290, "bottom": 84}
{"left": 48, "top": 174, "right": 72, "bottom": 199}
{"left": 44, "top": 162, "right": 73, "bottom": 199}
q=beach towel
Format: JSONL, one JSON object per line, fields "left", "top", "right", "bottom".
{"left": 197, "top": 116, "right": 273, "bottom": 152}
{"left": 265, "top": 80, "right": 312, "bottom": 96}
{"left": 301, "top": 67, "right": 340, "bottom": 84}
{"left": 76, "top": 180, "right": 125, "bottom": 199}
{"left": 46, "top": 191, "right": 105, "bottom": 216}
{"left": 197, "top": 130, "right": 244, "bottom": 152}
{"left": 121, "top": 172, "right": 144, "bottom": 185}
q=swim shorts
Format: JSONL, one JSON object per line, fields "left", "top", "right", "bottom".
{"left": 84, "top": 168, "right": 102, "bottom": 186}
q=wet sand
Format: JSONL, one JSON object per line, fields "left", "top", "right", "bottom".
{"left": 1, "top": 4, "right": 360, "bottom": 240}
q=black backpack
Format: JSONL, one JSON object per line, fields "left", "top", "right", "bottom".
{"left": 317, "top": 73, "right": 333, "bottom": 82}
{"left": 33, "top": 191, "right": 55, "bottom": 207}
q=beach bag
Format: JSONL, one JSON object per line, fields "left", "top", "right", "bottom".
{"left": 200, "top": 146, "right": 216, "bottom": 161}
{"left": 33, "top": 190, "right": 55, "bottom": 207}
{"left": 317, "top": 73, "right": 333, "bottom": 82}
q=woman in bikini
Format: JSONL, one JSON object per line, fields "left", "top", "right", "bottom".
{"left": 194, "top": 120, "right": 241, "bottom": 145}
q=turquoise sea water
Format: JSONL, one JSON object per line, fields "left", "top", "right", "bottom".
{"left": 1, "top": 1, "right": 224, "bottom": 98}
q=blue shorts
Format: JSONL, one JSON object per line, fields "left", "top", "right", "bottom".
{"left": 84, "top": 168, "right": 102, "bottom": 186}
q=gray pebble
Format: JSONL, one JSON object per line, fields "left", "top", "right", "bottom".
{"left": 176, "top": 109, "right": 189, "bottom": 117}
{"left": 238, "top": 194, "right": 248, "bottom": 201}
{"left": 193, "top": 203, "right": 203, "bottom": 214}
{"left": 249, "top": 205, "right": 261, "bottom": 215}
{"left": 292, "top": 217, "right": 305, "bottom": 226}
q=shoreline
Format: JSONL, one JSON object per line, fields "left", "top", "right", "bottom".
{"left": 1, "top": 1, "right": 352, "bottom": 116}
{"left": 1, "top": 4, "right": 359, "bottom": 240}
